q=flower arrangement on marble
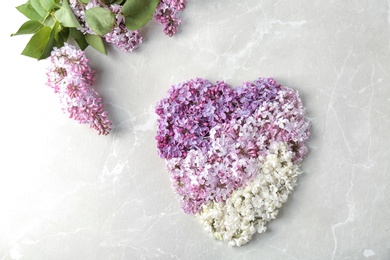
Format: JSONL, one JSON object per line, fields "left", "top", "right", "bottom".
{"left": 155, "top": 77, "right": 310, "bottom": 246}
{"left": 11, "top": 0, "right": 188, "bottom": 135}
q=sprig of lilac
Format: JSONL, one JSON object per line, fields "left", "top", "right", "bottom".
{"left": 70, "top": 0, "right": 188, "bottom": 50}
{"left": 153, "top": 0, "right": 188, "bottom": 36}
{"left": 46, "top": 43, "right": 112, "bottom": 135}
{"left": 70, "top": 0, "right": 142, "bottom": 52}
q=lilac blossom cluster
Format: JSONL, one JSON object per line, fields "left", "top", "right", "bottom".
{"left": 155, "top": 78, "right": 240, "bottom": 159}
{"left": 46, "top": 43, "right": 111, "bottom": 135}
{"left": 155, "top": 77, "right": 310, "bottom": 214}
{"left": 153, "top": 0, "right": 187, "bottom": 36}
{"left": 69, "top": 0, "right": 142, "bottom": 52}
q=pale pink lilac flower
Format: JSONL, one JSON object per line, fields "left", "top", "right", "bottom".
{"left": 104, "top": 4, "right": 142, "bottom": 52}
{"left": 69, "top": 0, "right": 94, "bottom": 35}
{"left": 46, "top": 43, "right": 111, "bottom": 135}
{"left": 153, "top": 0, "right": 187, "bottom": 36}
{"left": 167, "top": 142, "right": 260, "bottom": 214}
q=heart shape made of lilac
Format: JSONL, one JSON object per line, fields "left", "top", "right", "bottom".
{"left": 155, "top": 77, "right": 310, "bottom": 246}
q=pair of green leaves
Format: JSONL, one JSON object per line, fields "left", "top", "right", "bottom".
{"left": 12, "top": 0, "right": 160, "bottom": 60}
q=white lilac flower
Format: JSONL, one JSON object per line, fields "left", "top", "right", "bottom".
{"left": 196, "top": 142, "right": 301, "bottom": 247}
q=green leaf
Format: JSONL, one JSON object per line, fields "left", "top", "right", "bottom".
{"left": 39, "top": 26, "right": 58, "bottom": 60}
{"left": 11, "top": 20, "right": 43, "bottom": 36}
{"left": 80, "top": 0, "right": 90, "bottom": 3}
{"left": 43, "top": 15, "right": 56, "bottom": 27}
{"left": 16, "top": 2, "right": 43, "bottom": 20}
{"left": 70, "top": 28, "right": 89, "bottom": 50}
{"left": 30, "top": 0, "right": 57, "bottom": 17}
{"left": 29, "top": 0, "right": 46, "bottom": 17}
{"left": 122, "top": 0, "right": 160, "bottom": 30}
{"left": 44, "top": 0, "right": 58, "bottom": 10}
{"left": 85, "top": 34, "right": 107, "bottom": 54}
{"left": 54, "top": 0, "right": 81, "bottom": 28}
{"left": 21, "top": 26, "right": 56, "bottom": 60}
{"left": 107, "top": 0, "right": 124, "bottom": 4}
{"left": 58, "top": 28, "right": 70, "bottom": 46}
{"left": 52, "top": 21, "right": 69, "bottom": 47}
{"left": 84, "top": 7, "right": 115, "bottom": 35}
{"left": 122, "top": 0, "right": 147, "bottom": 16}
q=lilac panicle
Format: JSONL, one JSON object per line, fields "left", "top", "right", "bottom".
{"left": 46, "top": 43, "right": 112, "bottom": 135}
{"left": 153, "top": 0, "right": 187, "bottom": 37}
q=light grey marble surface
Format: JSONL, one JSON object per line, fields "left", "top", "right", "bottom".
{"left": 1, "top": 0, "right": 390, "bottom": 259}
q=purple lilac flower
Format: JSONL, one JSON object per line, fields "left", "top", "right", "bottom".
{"left": 167, "top": 141, "right": 260, "bottom": 214}
{"left": 153, "top": 0, "right": 187, "bottom": 36}
{"left": 104, "top": 4, "right": 143, "bottom": 52}
{"left": 69, "top": 0, "right": 94, "bottom": 35}
{"left": 46, "top": 43, "right": 111, "bottom": 135}
{"left": 155, "top": 77, "right": 310, "bottom": 214}
{"left": 155, "top": 78, "right": 240, "bottom": 159}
